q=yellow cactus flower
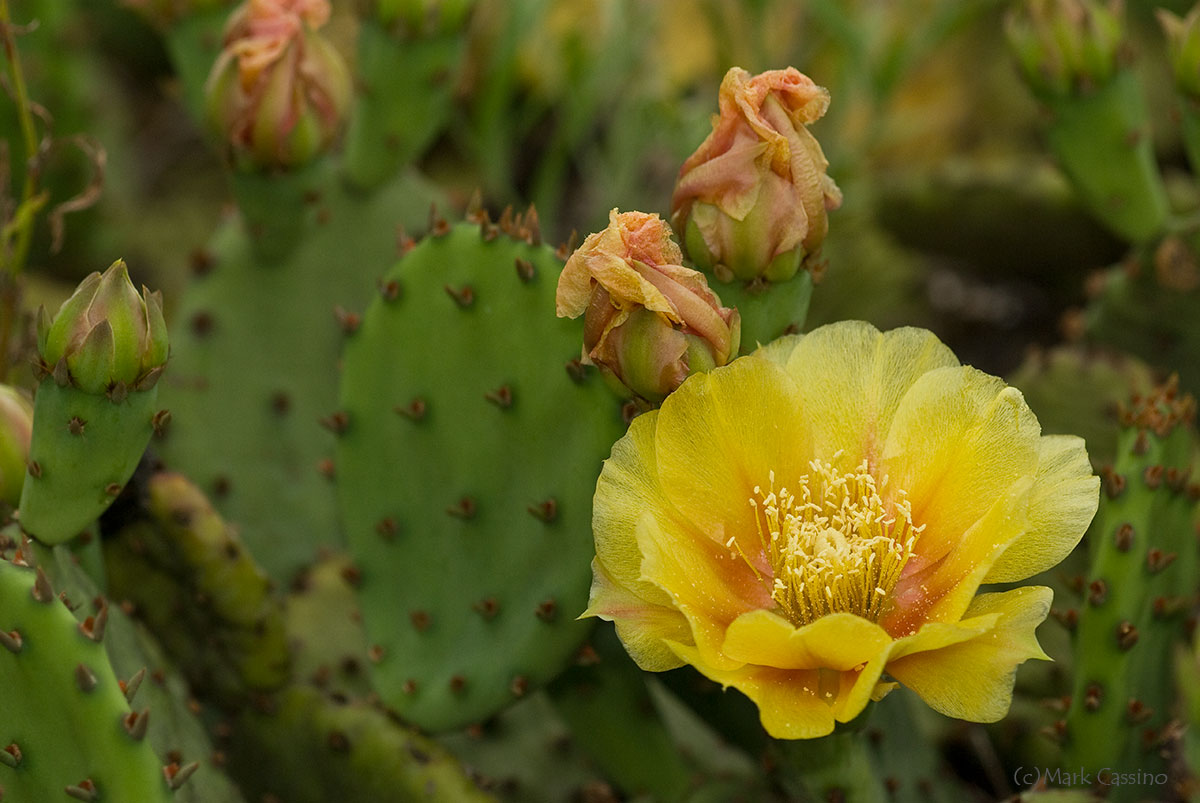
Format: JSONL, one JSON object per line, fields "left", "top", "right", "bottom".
{"left": 584, "top": 321, "right": 1099, "bottom": 739}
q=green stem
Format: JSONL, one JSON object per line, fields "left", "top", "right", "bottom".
{"left": 773, "top": 726, "right": 886, "bottom": 803}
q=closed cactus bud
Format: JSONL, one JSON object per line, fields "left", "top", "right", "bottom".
{"left": 1006, "top": 0, "right": 1125, "bottom": 98}
{"left": 671, "top": 67, "right": 842, "bottom": 284}
{"left": 557, "top": 209, "right": 740, "bottom": 403}
{"left": 37, "top": 260, "right": 169, "bottom": 396}
{"left": 205, "top": 0, "right": 352, "bottom": 170}
{"left": 0, "top": 386, "right": 33, "bottom": 507}
{"left": 1160, "top": 7, "right": 1200, "bottom": 99}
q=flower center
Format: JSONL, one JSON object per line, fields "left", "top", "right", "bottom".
{"left": 733, "top": 458, "right": 922, "bottom": 627}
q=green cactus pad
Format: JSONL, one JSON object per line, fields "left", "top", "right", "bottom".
{"left": 158, "top": 162, "right": 443, "bottom": 582}
{"left": 18, "top": 382, "right": 160, "bottom": 545}
{"left": 1062, "top": 380, "right": 1196, "bottom": 796}
{"left": 0, "top": 553, "right": 175, "bottom": 802}
{"left": 336, "top": 219, "right": 627, "bottom": 732}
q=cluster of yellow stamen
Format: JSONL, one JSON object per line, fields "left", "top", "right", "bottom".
{"left": 731, "top": 457, "right": 923, "bottom": 626}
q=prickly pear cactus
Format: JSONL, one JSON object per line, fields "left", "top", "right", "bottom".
{"left": 158, "top": 161, "right": 443, "bottom": 582}
{"left": 0, "top": 551, "right": 179, "bottom": 802}
{"left": 1061, "top": 379, "right": 1197, "bottom": 797}
{"left": 335, "top": 213, "right": 628, "bottom": 731}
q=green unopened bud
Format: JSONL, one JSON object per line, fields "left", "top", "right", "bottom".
{"left": 205, "top": 0, "right": 352, "bottom": 170}
{"left": 368, "top": 0, "right": 475, "bottom": 35}
{"left": 38, "top": 260, "right": 169, "bottom": 396}
{"left": 1006, "top": 0, "right": 1126, "bottom": 98}
{"left": 1160, "top": 7, "right": 1200, "bottom": 99}
{"left": 557, "top": 210, "right": 740, "bottom": 404}
{"left": 0, "top": 386, "right": 33, "bottom": 507}
{"left": 671, "top": 67, "right": 842, "bottom": 284}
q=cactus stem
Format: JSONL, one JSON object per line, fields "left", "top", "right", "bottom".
{"left": 444, "top": 284, "right": 475, "bottom": 308}
{"left": 78, "top": 601, "right": 108, "bottom": 642}
{"left": 446, "top": 497, "right": 477, "bottom": 520}
{"left": 472, "top": 598, "right": 499, "bottom": 620}
{"left": 535, "top": 599, "right": 558, "bottom": 623}
{"left": 75, "top": 663, "right": 98, "bottom": 693}
{"left": 121, "top": 669, "right": 146, "bottom": 703}
{"left": 163, "top": 761, "right": 199, "bottom": 791}
{"left": 484, "top": 385, "right": 513, "bottom": 409}
{"left": 319, "top": 411, "right": 351, "bottom": 435}
{"left": 394, "top": 398, "right": 427, "bottom": 421}
{"left": 0, "top": 630, "right": 21, "bottom": 653}
{"left": 510, "top": 675, "right": 529, "bottom": 697}
{"left": 410, "top": 611, "right": 431, "bottom": 632}
{"left": 527, "top": 498, "right": 558, "bottom": 523}
{"left": 68, "top": 416, "right": 86, "bottom": 435}
{"left": 375, "top": 517, "right": 398, "bottom": 540}
{"left": 122, "top": 709, "right": 150, "bottom": 741}
{"left": 31, "top": 567, "right": 54, "bottom": 603}
{"left": 378, "top": 278, "right": 402, "bottom": 302}
{"left": 190, "top": 311, "right": 214, "bottom": 338}
{"left": 0, "top": 744, "right": 21, "bottom": 768}
{"left": 514, "top": 258, "right": 536, "bottom": 283}
{"left": 449, "top": 674, "right": 466, "bottom": 694}
{"left": 1114, "top": 522, "right": 1134, "bottom": 550}
{"left": 65, "top": 780, "right": 98, "bottom": 801}
{"left": 334, "top": 306, "right": 361, "bottom": 335}
{"left": 1087, "top": 578, "right": 1108, "bottom": 605}
{"left": 1115, "top": 620, "right": 1139, "bottom": 649}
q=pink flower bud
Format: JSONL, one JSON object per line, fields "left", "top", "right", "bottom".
{"left": 557, "top": 209, "right": 740, "bottom": 402}
{"left": 671, "top": 67, "right": 842, "bottom": 283}
{"left": 205, "top": 0, "right": 352, "bottom": 170}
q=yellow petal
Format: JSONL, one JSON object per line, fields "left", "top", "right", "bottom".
{"left": 635, "top": 512, "right": 767, "bottom": 672}
{"left": 722, "top": 610, "right": 891, "bottom": 671}
{"left": 751, "top": 333, "right": 803, "bottom": 367}
{"left": 984, "top": 435, "right": 1099, "bottom": 584}
{"left": 783, "top": 322, "right": 958, "bottom": 471}
{"left": 884, "top": 475, "right": 1031, "bottom": 634}
{"left": 882, "top": 366, "right": 1041, "bottom": 573}
{"left": 592, "top": 411, "right": 678, "bottom": 610}
{"left": 654, "top": 356, "right": 813, "bottom": 562}
{"left": 582, "top": 560, "right": 690, "bottom": 672}
{"left": 885, "top": 586, "right": 1053, "bottom": 722}
{"left": 667, "top": 640, "right": 838, "bottom": 739}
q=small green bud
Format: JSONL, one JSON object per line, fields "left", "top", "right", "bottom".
{"left": 0, "top": 386, "right": 33, "bottom": 507}
{"left": 1005, "top": 0, "right": 1126, "bottom": 98}
{"left": 39, "top": 260, "right": 169, "bottom": 396}
{"left": 1160, "top": 7, "right": 1200, "bottom": 100}
{"left": 205, "top": 0, "right": 352, "bottom": 170}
